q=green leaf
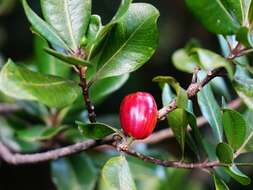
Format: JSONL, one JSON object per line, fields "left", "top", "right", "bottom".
{"left": 172, "top": 49, "right": 197, "bottom": 73}
{"left": 89, "top": 0, "right": 133, "bottom": 58}
{"left": 17, "top": 126, "right": 67, "bottom": 142}
{"left": 51, "top": 154, "right": 98, "bottom": 190}
{"left": 197, "top": 82, "right": 223, "bottom": 142}
{"left": 224, "top": 165, "right": 251, "bottom": 185}
{"left": 236, "top": 27, "right": 253, "bottom": 47}
{"left": 161, "top": 83, "right": 176, "bottom": 106}
{"left": 153, "top": 76, "right": 188, "bottom": 109}
{"left": 167, "top": 108, "right": 188, "bottom": 155}
{"left": 90, "top": 74, "right": 129, "bottom": 104}
{"left": 187, "top": 111, "right": 205, "bottom": 153}
{"left": 222, "top": 109, "right": 246, "bottom": 150}
{"left": 76, "top": 121, "right": 117, "bottom": 140}
{"left": 45, "top": 48, "right": 92, "bottom": 66}
{"left": 85, "top": 15, "right": 103, "bottom": 53}
{"left": 185, "top": 0, "right": 240, "bottom": 35}
{"left": 0, "top": 60, "right": 80, "bottom": 108}
{"left": 243, "top": 109, "right": 253, "bottom": 151}
{"left": 91, "top": 3, "right": 159, "bottom": 80}
{"left": 113, "top": 0, "right": 133, "bottom": 21}
{"left": 213, "top": 174, "right": 230, "bottom": 190}
{"left": 192, "top": 48, "right": 233, "bottom": 78}
{"left": 41, "top": 0, "right": 91, "bottom": 50}
{"left": 233, "top": 65, "right": 253, "bottom": 110}
{"left": 22, "top": 0, "right": 69, "bottom": 50}
{"left": 102, "top": 156, "right": 137, "bottom": 190}
{"left": 216, "top": 143, "right": 234, "bottom": 164}
{"left": 34, "top": 37, "right": 71, "bottom": 77}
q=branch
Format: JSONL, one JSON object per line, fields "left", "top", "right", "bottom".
{"left": 0, "top": 68, "right": 239, "bottom": 167}
{"left": 0, "top": 137, "right": 114, "bottom": 165}
{"left": 158, "top": 67, "right": 226, "bottom": 120}
{"left": 0, "top": 103, "right": 21, "bottom": 114}
{"left": 78, "top": 66, "right": 96, "bottom": 123}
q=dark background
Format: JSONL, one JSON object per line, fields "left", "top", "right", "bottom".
{"left": 0, "top": 0, "right": 247, "bottom": 190}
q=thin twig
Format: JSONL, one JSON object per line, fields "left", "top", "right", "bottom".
{"left": 77, "top": 66, "right": 96, "bottom": 123}
{"left": 0, "top": 103, "right": 21, "bottom": 114}
{"left": 158, "top": 67, "right": 226, "bottom": 120}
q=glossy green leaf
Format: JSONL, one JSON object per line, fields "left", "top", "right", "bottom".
{"left": 167, "top": 108, "right": 188, "bottom": 155}
{"left": 236, "top": 27, "right": 253, "bottom": 47}
{"left": 34, "top": 37, "right": 71, "bottom": 77}
{"left": 222, "top": 109, "right": 246, "bottom": 150}
{"left": 216, "top": 143, "right": 234, "bottom": 164}
{"left": 45, "top": 48, "right": 92, "bottom": 66}
{"left": 213, "top": 174, "right": 230, "bottom": 190}
{"left": 17, "top": 126, "right": 67, "bottom": 142}
{"left": 89, "top": 0, "right": 133, "bottom": 58}
{"left": 90, "top": 74, "right": 129, "bottom": 104}
{"left": 22, "top": 0, "right": 69, "bottom": 50}
{"left": 187, "top": 111, "right": 205, "bottom": 153}
{"left": 161, "top": 83, "right": 175, "bottom": 106}
{"left": 85, "top": 15, "right": 102, "bottom": 53}
{"left": 185, "top": 0, "right": 240, "bottom": 35}
{"left": 0, "top": 60, "right": 80, "bottom": 108}
{"left": 172, "top": 49, "right": 197, "bottom": 73}
{"left": 51, "top": 154, "right": 97, "bottom": 190}
{"left": 91, "top": 3, "right": 159, "bottom": 80}
{"left": 41, "top": 0, "right": 91, "bottom": 50}
{"left": 192, "top": 48, "right": 233, "bottom": 78}
{"left": 221, "top": 0, "right": 243, "bottom": 23}
{"left": 224, "top": 165, "right": 251, "bottom": 185}
{"left": 233, "top": 66, "right": 253, "bottom": 110}
{"left": 102, "top": 156, "right": 137, "bottom": 190}
{"left": 198, "top": 83, "right": 223, "bottom": 142}
{"left": 243, "top": 109, "right": 253, "bottom": 151}
{"left": 153, "top": 76, "right": 188, "bottom": 109}
{"left": 76, "top": 121, "right": 117, "bottom": 140}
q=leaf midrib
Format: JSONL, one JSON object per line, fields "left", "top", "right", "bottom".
{"left": 64, "top": 0, "right": 77, "bottom": 50}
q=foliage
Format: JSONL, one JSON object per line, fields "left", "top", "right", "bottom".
{"left": 1, "top": 0, "right": 253, "bottom": 190}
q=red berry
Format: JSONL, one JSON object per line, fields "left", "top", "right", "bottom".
{"left": 120, "top": 92, "right": 158, "bottom": 139}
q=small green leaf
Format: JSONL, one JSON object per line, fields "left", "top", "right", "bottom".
{"left": 41, "top": 0, "right": 91, "bottom": 50}
{"left": 102, "top": 156, "right": 137, "bottom": 190}
{"left": 76, "top": 121, "right": 117, "bottom": 140}
{"left": 17, "top": 126, "right": 67, "bottom": 142}
{"left": 185, "top": 0, "right": 240, "bottom": 35}
{"left": 224, "top": 165, "right": 251, "bottom": 185}
{"left": 167, "top": 108, "right": 188, "bottom": 155}
{"left": 233, "top": 65, "right": 253, "bottom": 110}
{"left": 172, "top": 49, "right": 197, "bottom": 73}
{"left": 45, "top": 48, "right": 92, "bottom": 66}
{"left": 51, "top": 154, "right": 98, "bottom": 190}
{"left": 34, "top": 36, "right": 71, "bottom": 77}
{"left": 222, "top": 109, "right": 246, "bottom": 150}
{"left": 213, "top": 174, "right": 230, "bottom": 190}
{"left": 216, "top": 143, "right": 234, "bottom": 164}
{"left": 22, "top": 0, "right": 69, "bottom": 50}
{"left": 0, "top": 60, "right": 80, "bottom": 108}
{"left": 91, "top": 3, "right": 159, "bottom": 80}
{"left": 153, "top": 76, "right": 188, "bottom": 109}
{"left": 197, "top": 82, "right": 223, "bottom": 142}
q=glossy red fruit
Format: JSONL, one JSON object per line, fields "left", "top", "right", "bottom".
{"left": 120, "top": 92, "right": 158, "bottom": 139}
